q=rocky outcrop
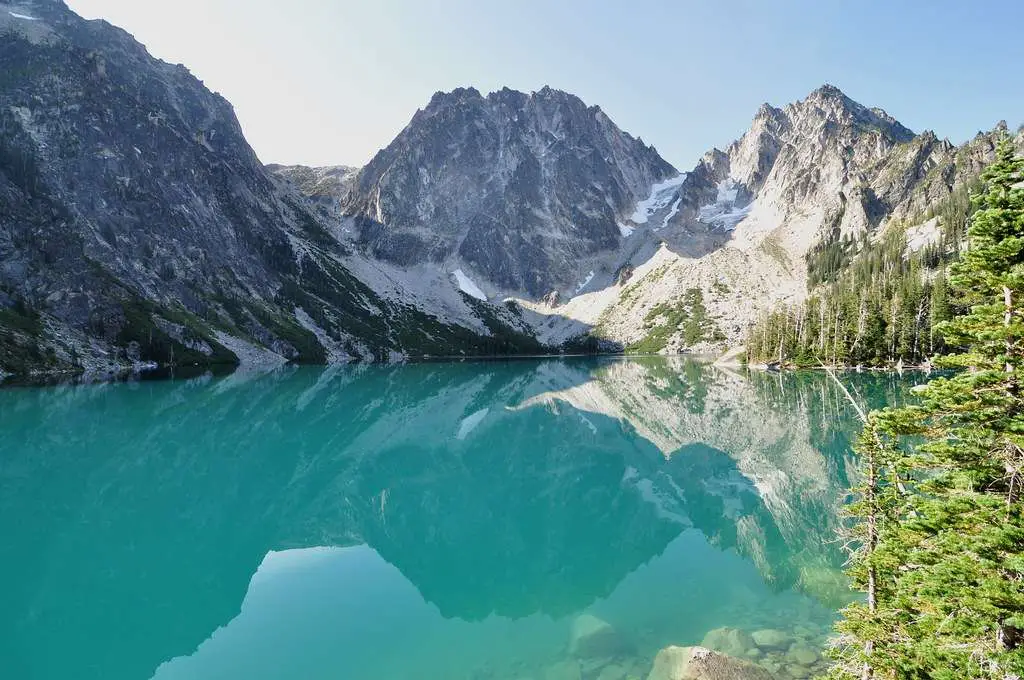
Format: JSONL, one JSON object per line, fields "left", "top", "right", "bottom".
{"left": 266, "top": 163, "right": 358, "bottom": 221}
{"left": 646, "top": 646, "right": 775, "bottom": 680}
{"left": 340, "top": 86, "right": 677, "bottom": 297}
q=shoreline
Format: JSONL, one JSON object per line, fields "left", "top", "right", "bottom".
{"left": 1, "top": 349, "right": 928, "bottom": 389}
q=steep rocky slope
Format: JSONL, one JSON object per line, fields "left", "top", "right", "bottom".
{"left": 338, "top": 86, "right": 677, "bottom": 297}
{"left": 521, "top": 87, "right": 1019, "bottom": 352}
{"left": 0, "top": 0, "right": 537, "bottom": 376}
{"left": 266, "top": 163, "right": 358, "bottom": 223}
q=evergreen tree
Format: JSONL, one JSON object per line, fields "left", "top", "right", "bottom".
{"left": 830, "top": 142, "right": 1024, "bottom": 678}
{"left": 747, "top": 176, "right": 980, "bottom": 367}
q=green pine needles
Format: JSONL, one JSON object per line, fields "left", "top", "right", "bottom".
{"left": 829, "top": 142, "right": 1024, "bottom": 679}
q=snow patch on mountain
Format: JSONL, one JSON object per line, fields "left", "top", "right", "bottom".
{"left": 452, "top": 269, "right": 488, "bottom": 301}
{"left": 575, "top": 270, "right": 595, "bottom": 294}
{"left": 658, "top": 197, "right": 683, "bottom": 231}
{"left": 698, "top": 179, "right": 752, "bottom": 231}
{"left": 340, "top": 256, "right": 490, "bottom": 335}
{"left": 629, "top": 174, "right": 687, "bottom": 224}
{"left": 8, "top": 11, "right": 39, "bottom": 20}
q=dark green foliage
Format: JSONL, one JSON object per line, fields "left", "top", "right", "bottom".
{"left": 808, "top": 228, "right": 856, "bottom": 288}
{"left": 628, "top": 288, "right": 724, "bottom": 354}
{"left": 748, "top": 195, "right": 977, "bottom": 366}
{"left": 829, "top": 142, "right": 1024, "bottom": 679}
{"left": 109, "top": 296, "right": 238, "bottom": 368}
{"left": 0, "top": 302, "right": 54, "bottom": 374}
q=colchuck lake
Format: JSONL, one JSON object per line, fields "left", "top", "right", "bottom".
{"left": 0, "top": 358, "right": 929, "bottom": 680}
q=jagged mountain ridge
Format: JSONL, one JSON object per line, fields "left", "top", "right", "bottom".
{"left": 0, "top": 0, "right": 540, "bottom": 376}
{"left": 522, "top": 86, "right": 1019, "bottom": 351}
{"left": 338, "top": 85, "right": 677, "bottom": 297}
{"left": 1, "top": 1, "right": 1020, "bottom": 375}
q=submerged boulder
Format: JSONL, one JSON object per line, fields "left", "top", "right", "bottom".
{"left": 646, "top": 646, "right": 775, "bottom": 680}
{"left": 568, "top": 614, "right": 629, "bottom": 659}
{"left": 785, "top": 643, "right": 819, "bottom": 667}
{"left": 544, "top": 659, "right": 583, "bottom": 680}
{"left": 701, "top": 627, "right": 757, "bottom": 658}
{"left": 751, "top": 629, "right": 793, "bottom": 651}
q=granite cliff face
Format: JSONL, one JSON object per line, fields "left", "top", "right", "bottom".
{"left": 338, "top": 86, "right": 677, "bottom": 297}
{"left": 0, "top": 0, "right": 537, "bottom": 376}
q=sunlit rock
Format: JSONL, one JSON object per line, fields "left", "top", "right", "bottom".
{"left": 646, "top": 646, "right": 774, "bottom": 680}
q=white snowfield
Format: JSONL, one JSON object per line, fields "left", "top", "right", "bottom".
{"left": 629, "top": 174, "right": 687, "bottom": 224}
{"left": 452, "top": 268, "right": 487, "bottom": 301}
{"left": 9, "top": 11, "right": 39, "bottom": 20}
{"left": 698, "top": 179, "right": 751, "bottom": 231}
{"left": 658, "top": 197, "right": 682, "bottom": 231}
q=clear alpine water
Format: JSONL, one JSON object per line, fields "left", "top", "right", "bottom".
{"left": 0, "top": 357, "right": 929, "bottom": 680}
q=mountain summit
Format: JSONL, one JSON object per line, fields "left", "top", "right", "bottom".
{"left": 340, "top": 86, "right": 677, "bottom": 297}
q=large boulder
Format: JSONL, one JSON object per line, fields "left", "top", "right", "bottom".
{"left": 646, "top": 646, "right": 775, "bottom": 680}
{"left": 568, "top": 614, "right": 629, "bottom": 659}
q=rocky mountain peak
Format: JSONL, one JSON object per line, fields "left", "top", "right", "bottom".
{"left": 341, "top": 86, "right": 676, "bottom": 297}
{"left": 789, "top": 84, "right": 915, "bottom": 143}
{"left": 427, "top": 86, "right": 482, "bottom": 106}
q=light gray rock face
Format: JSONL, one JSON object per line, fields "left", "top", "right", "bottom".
{"left": 558, "top": 88, "right": 1023, "bottom": 355}
{"left": 0, "top": 0, "right": 537, "bottom": 375}
{"left": 666, "top": 84, "right": 917, "bottom": 242}
{"left": 340, "top": 86, "right": 677, "bottom": 296}
{"left": 266, "top": 163, "right": 359, "bottom": 221}
{"left": 646, "top": 646, "right": 775, "bottom": 680}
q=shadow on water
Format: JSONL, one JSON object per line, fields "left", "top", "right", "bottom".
{"left": 0, "top": 357, "right": 930, "bottom": 680}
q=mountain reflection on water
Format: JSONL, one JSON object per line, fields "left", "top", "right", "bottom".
{"left": 0, "top": 358, "right": 929, "bottom": 680}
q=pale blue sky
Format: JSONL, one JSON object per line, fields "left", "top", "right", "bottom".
{"left": 66, "top": 0, "right": 1024, "bottom": 170}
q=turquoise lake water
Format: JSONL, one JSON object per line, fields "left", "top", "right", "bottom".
{"left": 0, "top": 357, "right": 929, "bottom": 680}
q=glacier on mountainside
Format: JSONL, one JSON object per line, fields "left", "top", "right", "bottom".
{"left": 629, "top": 174, "right": 688, "bottom": 224}
{"left": 698, "top": 179, "right": 752, "bottom": 231}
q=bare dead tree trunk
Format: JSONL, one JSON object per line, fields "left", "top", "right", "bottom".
{"left": 822, "top": 365, "right": 876, "bottom": 680}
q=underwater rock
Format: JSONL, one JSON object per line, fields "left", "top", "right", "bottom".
{"left": 544, "top": 659, "right": 582, "bottom": 680}
{"left": 568, "top": 614, "right": 628, "bottom": 659}
{"left": 701, "top": 627, "right": 757, "bottom": 658}
{"left": 646, "top": 646, "right": 774, "bottom": 680}
{"left": 751, "top": 629, "right": 793, "bottom": 651}
{"left": 785, "top": 643, "right": 819, "bottom": 666}
{"left": 595, "top": 661, "right": 631, "bottom": 680}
